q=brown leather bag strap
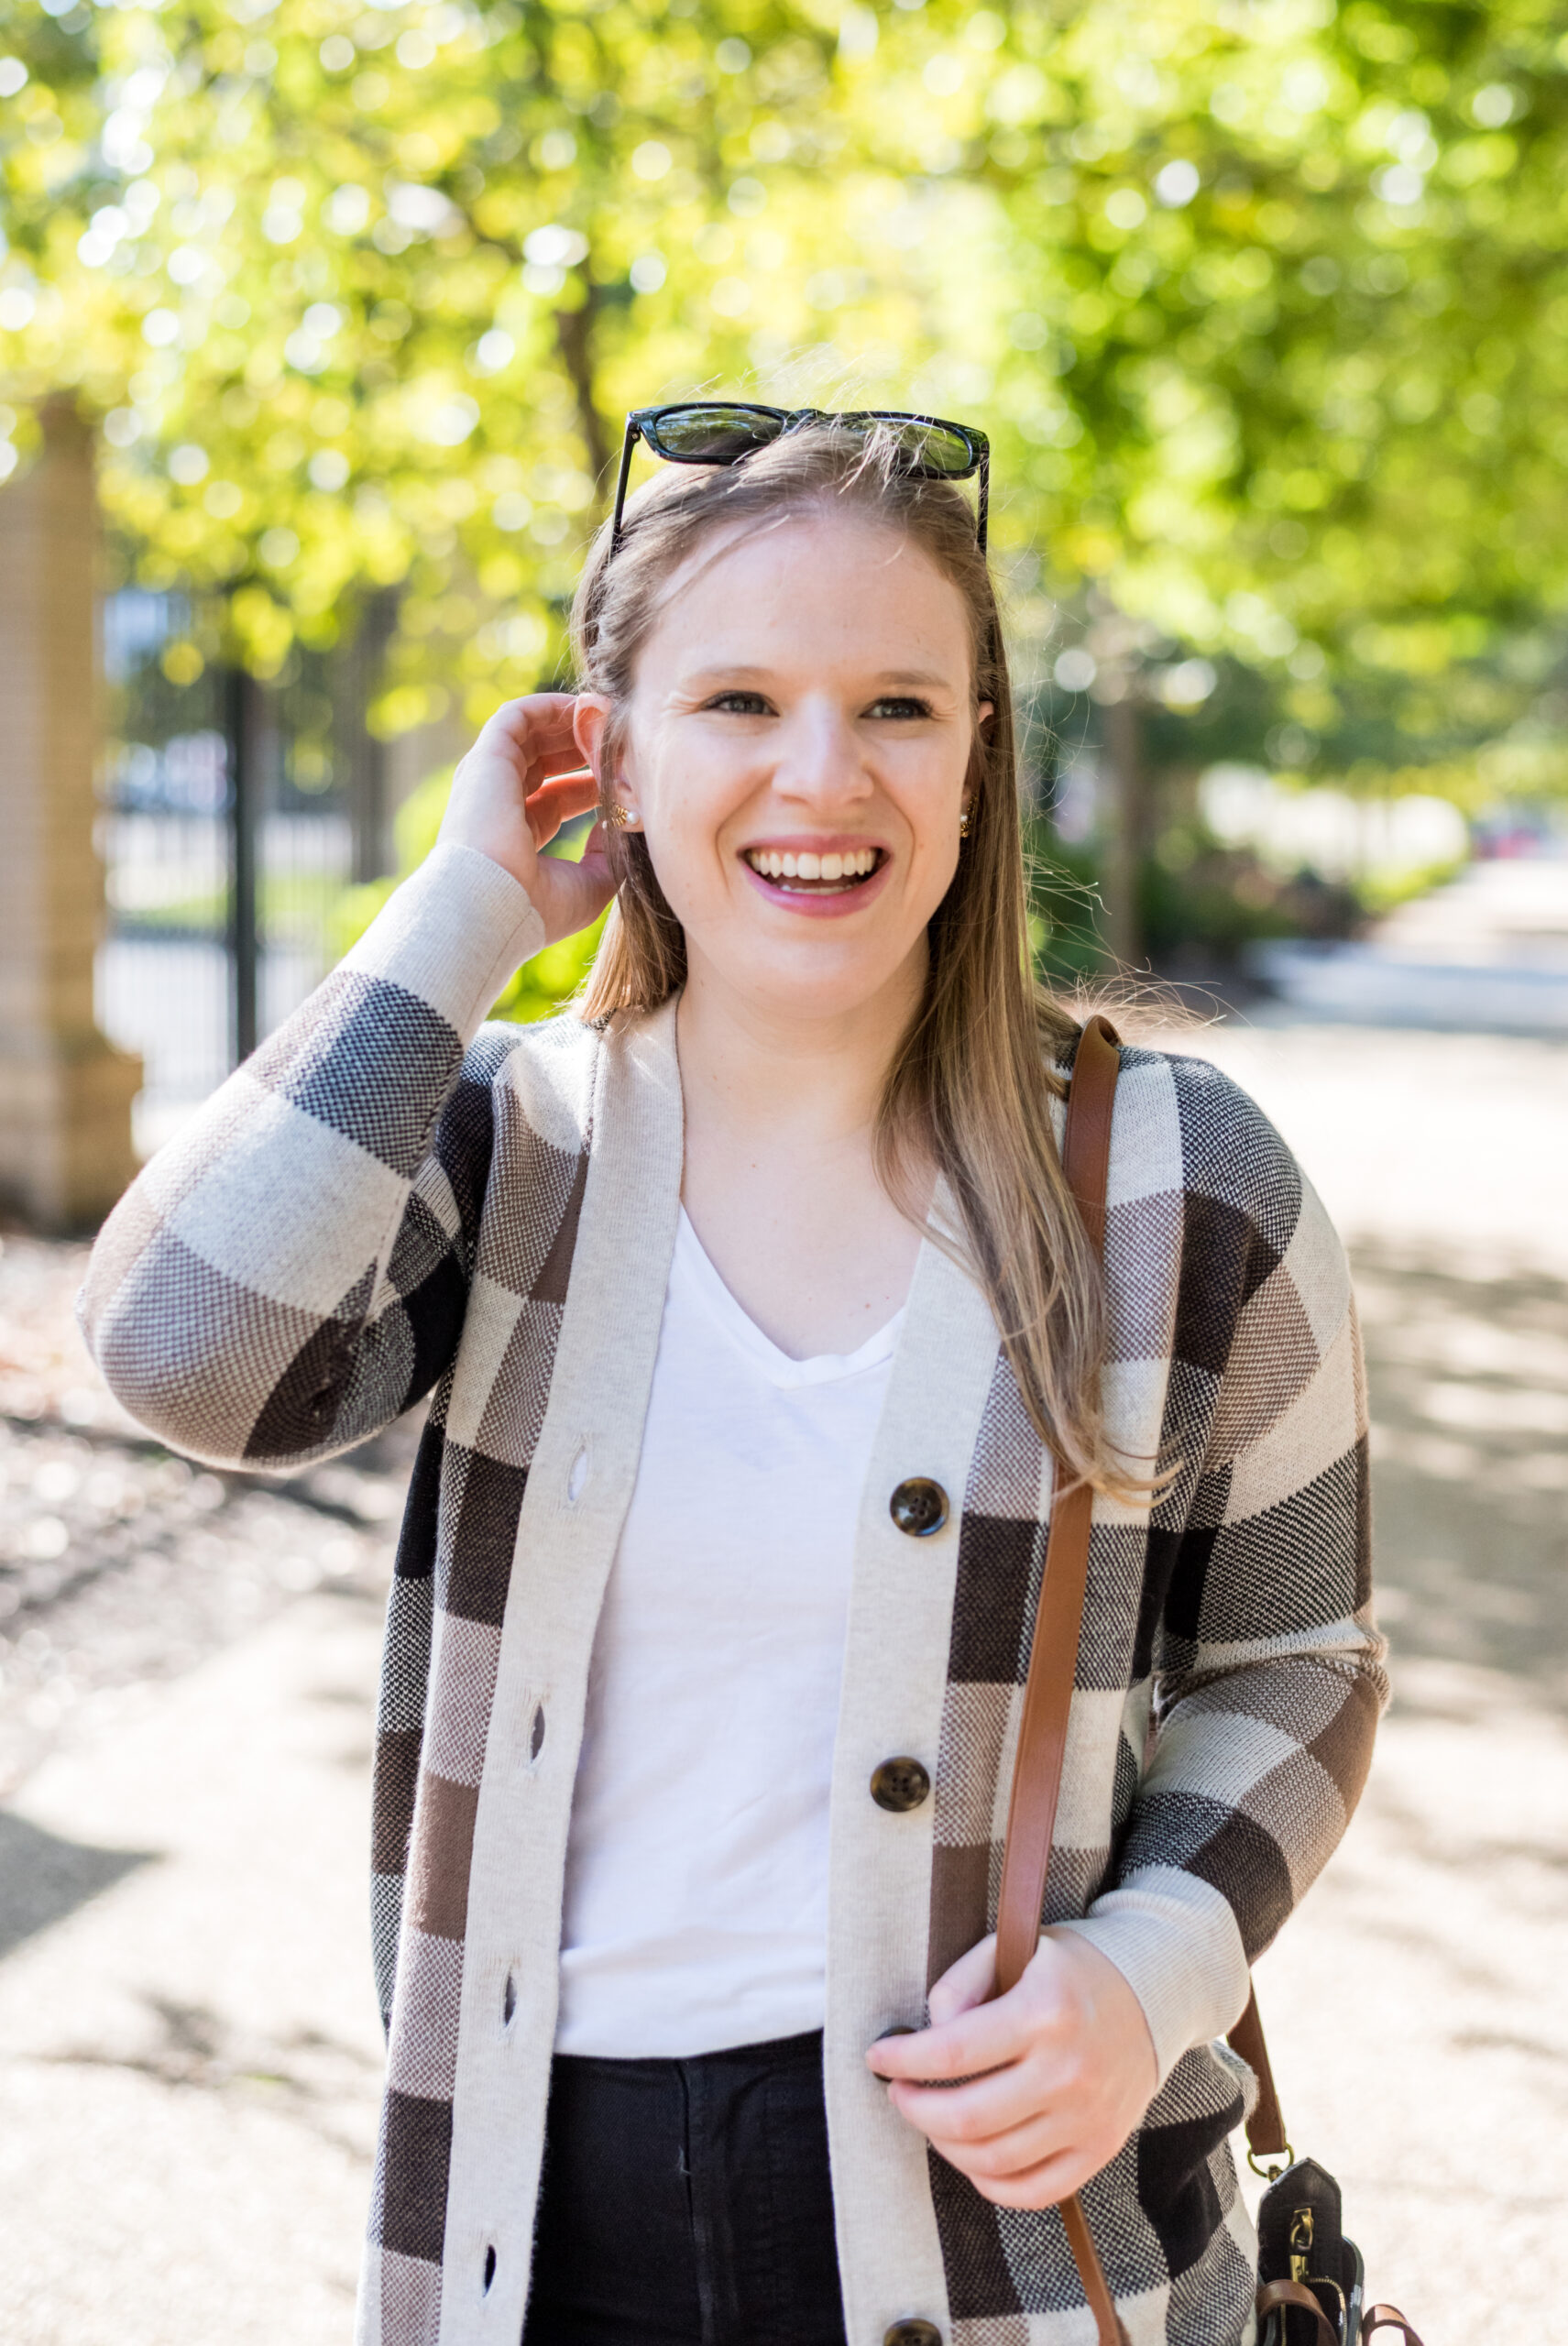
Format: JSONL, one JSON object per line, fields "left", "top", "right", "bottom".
{"left": 991, "top": 1014, "right": 1128, "bottom": 2346}
{"left": 1259, "top": 2283, "right": 1427, "bottom": 2346}
{"left": 991, "top": 1017, "right": 1300, "bottom": 2345}
{"left": 1060, "top": 2195, "right": 1127, "bottom": 2346}
{"left": 993, "top": 1012, "right": 1122, "bottom": 1995}
{"left": 1362, "top": 2308, "right": 1426, "bottom": 2346}
{"left": 992, "top": 1465, "right": 1096, "bottom": 1994}
{"left": 1226, "top": 1983, "right": 1289, "bottom": 2162}
{"left": 1255, "top": 2281, "right": 1340, "bottom": 2346}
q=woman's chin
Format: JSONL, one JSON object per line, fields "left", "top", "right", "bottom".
{"left": 690, "top": 928, "right": 926, "bottom": 1029}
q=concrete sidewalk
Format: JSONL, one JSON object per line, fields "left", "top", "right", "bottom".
{"left": 2, "top": 1015, "right": 1564, "bottom": 2344}
{"left": 1251, "top": 851, "right": 1568, "bottom": 1035}
{"left": 0, "top": 1594, "right": 386, "bottom": 2343}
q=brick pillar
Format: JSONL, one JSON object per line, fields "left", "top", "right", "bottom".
{"left": 0, "top": 399, "right": 140, "bottom": 1229}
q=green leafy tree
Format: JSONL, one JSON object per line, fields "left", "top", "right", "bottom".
{"left": 5, "top": 0, "right": 1567, "bottom": 828}
{"left": 959, "top": 0, "right": 1568, "bottom": 792}
{"left": 0, "top": 0, "right": 936, "bottom": 712}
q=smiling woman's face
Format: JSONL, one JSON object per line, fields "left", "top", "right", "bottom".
{"left": 576, "top": 508, "right": 987, "bottom": 1028}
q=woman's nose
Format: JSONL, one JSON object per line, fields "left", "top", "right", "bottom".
{"left": 772, "top": 706, "right": 872, "bottom": 804}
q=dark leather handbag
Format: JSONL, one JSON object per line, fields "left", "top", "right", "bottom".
{"left": 995, "top": 1015, "right": 1424, "bottom": 2346}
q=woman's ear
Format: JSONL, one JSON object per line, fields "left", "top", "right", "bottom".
{"left": 977, "top": 699, "right": 995, "bottom": 737}
{"left": 573, "top": 693, "right": 611, "bottom": 780}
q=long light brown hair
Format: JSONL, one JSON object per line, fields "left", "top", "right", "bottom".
{"left": 571, "top": 423, "right": 1115, "bottom": 1489}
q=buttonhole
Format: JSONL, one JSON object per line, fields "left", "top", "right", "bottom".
{"left": 566, "top": 1442, "right": 589, "bottom": 1504}
{"left": 502, "top": 1970, "right": 517, "bottom": 2027}
{"left": 482, "top": 2243, "right": 497, "bottom": 2294}
{"left": 529, "top": 1704, "right": 546, "bottom": 1763}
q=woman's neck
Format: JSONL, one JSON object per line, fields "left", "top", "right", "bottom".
{"left": 674, "top": 943, "right": 926, "bottom": 1157}
{"left": 673, "top": 945, "right": 932, "bottom": 1360}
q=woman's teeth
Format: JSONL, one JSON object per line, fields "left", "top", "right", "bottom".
{"left": 744, "top": 847, "right": 880, "bottom": 888}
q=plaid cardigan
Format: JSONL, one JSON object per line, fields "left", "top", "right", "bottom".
{"left": 81, "top": 843, "right": 1387, "bottom": 2346}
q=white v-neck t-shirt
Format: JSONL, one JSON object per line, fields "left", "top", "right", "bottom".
{"left": 555, "top": 1207, "right": 904, "bottom": 2058}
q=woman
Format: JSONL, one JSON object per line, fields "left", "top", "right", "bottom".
{"left": 82, "top": 415, "right": 1386, "bottom": 2346}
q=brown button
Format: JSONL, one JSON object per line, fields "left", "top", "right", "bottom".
{"left": 890, "top": 1477, "right": 948, "bottom": 1537}
{"left": 884, "top": 2324, "right": 942, "bottom": 2346}
{"left": 871, "top": 1756, "right": 931, "bottom": 1813}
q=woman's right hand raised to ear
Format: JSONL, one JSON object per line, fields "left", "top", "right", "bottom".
{"left": 437, "top": 692, "right": 617, "bottom": 948}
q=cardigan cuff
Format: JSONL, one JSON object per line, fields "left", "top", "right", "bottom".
{"left": 340, "top": 841, "right": 547, "bottom": 1040}
{"left": 1056, "top": 1868, "right": 1252, "bottom": 2087}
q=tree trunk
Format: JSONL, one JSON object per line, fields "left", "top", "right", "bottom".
{"left": 1100, "top": 692, "right": 1145, "bottom": 970}
{"left": 554, "top": 281, "right": 610, "bottom": 495}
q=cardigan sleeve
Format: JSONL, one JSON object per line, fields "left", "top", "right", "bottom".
{"left": 1060, "top": 1073, "right": 1388, "bottom": 2083}
{"left": 78, "top": 842, "right": 545, "bottom": 1473}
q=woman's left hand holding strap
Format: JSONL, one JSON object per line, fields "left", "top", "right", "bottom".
{"left": 866, "top": 1930, "right": 1158, "bottom": 2208}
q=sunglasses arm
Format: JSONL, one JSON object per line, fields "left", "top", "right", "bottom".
{"left": 609, "top": 417, "right": 641, "bottom": 548}
{"left": 977, "top": 444, "right": 990, "bottom": 554}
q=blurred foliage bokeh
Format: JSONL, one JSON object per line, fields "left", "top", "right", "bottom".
{"left": 5, "top": 0, "right": 1568, "bottom": 970}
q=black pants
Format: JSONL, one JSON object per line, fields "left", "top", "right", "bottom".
{"left": 522, "top": 2028, "right": 849, "bottom": 2346}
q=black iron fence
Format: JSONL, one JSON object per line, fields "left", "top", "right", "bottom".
{"left": 95, "top": 591, "right": 371, "bottom": 1155}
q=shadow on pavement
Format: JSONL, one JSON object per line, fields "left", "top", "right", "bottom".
{"left": 0, "top": 1808, "right": 157, "bottom": 1960}
{"left": 1355, "top": 1242, "right": 1568, "bottom": 1716}
{"left": 38, "top": 1991, "right": 382, "bottom": 2164}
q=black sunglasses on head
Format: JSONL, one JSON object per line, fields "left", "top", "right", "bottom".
{"left": 610, "top": 401, "right": 991, "bottom": 551}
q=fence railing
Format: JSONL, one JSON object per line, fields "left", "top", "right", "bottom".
{"left": 96, "top": 799, "right": 354, "bottom": 1156}
{"left": 95, "top": 591, "right": 370, "bottom": 1158}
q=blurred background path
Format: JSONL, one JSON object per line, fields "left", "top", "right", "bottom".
{"left": 1, "top": 985, "right": 1563, "bottom": 2344}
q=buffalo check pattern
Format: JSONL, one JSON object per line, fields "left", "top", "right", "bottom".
{"left": 81, "top": 845, "right": 1387, "bottom": 2346}
{"left": 926, "top": 1046, "right": 1383, "bottom": 2343}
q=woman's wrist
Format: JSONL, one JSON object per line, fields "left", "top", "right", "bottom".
{"left": 1054, "top": 1886, "right": 1251, "bottom": 2088}
{"left": 344, "top": 841, "right": 548, "bottom": 1037}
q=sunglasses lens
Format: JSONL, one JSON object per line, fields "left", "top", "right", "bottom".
{"left": 881, "top": 420, "right": 976, "bottom": 476}
{"left": 648, "top": 405, "right": 784, "bottom": 462}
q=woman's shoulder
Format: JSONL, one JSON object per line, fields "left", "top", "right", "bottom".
{"left": 468, "top": 1004, "right": 603, "bottom": 1074}
{"left": 1099, "top": 1038, "right": 1307, "bottom": 1244}
{"left": 455, "top": 995, "right": 679, "bottom": 1157}
{"left": 1104, "top": 1043, "right": 1354, "bottom": 1402}
{"left": 446, "top": 1009, "right": 603, "bottom": 1157}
